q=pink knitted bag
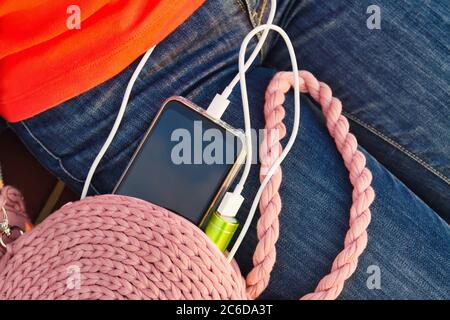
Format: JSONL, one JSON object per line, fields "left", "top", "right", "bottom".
{"left": 0, "top": 71, "right": 374, "bottom": 300}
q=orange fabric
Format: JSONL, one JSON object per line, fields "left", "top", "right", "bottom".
{"left": 0, "top": 0, "right": 204, "bottom": 122}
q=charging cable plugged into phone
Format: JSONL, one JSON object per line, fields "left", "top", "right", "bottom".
{"left": 82, "top": 0, "right": 301, "bottom": 263}
{"left": 203, "top": 18, "right": 301, "bottom": 263}
{"left": 203, "top": 192, "right": 243, "bottom": 252}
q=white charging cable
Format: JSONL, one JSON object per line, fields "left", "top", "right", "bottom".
{"left": 81, "top": 46, "right": 156, "bottom": 199}
{"left": 81, "top": 1, "right": 299, "bottom": 264}
{"left": 218, "top": 24, "right": 301, "bottom": 263}
{"left": 206, "top": 0, "right": 277, "bottom": 119}
{"left": 207, "top": 0, "right": 278, "bottom": 225}
{"left": 82, "top": 0, "right": 277, "bottom": 199}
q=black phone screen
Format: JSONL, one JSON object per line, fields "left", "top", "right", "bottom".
{"left": 114, "top": 99, "right": 242, "bottom": 225}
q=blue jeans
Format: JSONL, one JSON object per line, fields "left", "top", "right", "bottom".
{"left": 7, "top": 0, "right": 450, "bottom": 299}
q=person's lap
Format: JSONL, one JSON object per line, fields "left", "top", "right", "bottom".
{"left": 262, "top": 0, "right": 450, "bottom": 220}
{"left": 9, "top": 0, "right": 255, "bottom": 195}
{"left": 235, "top": 72, "right": 450, "bottom": 299}
{"left": 7, "top": 0, "right": 450, "bottom": 299}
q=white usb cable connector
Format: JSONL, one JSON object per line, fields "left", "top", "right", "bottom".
{"left": 206, "top": 23, "right": 301, "bottom": 263}
{"left": 206, "top": 0, "right": 277, "bottom": 120}
{"left": 205, "top": 93, "right": 230, "bottom": 119}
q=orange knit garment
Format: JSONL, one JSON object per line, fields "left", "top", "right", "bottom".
{"left": 0, "top": 0, "right": 204, "bottom": 122}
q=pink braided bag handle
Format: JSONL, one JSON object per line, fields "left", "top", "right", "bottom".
{"left": 246, "top": 71, "right": 375, "bottom": 300}
{"left": 0, "top": 70, "right": 374, "bottom": 300}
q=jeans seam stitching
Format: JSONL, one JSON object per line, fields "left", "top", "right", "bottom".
{"left": 243, "top": 0, "right": 270, "bottom": 59}
{"left": 235, "top": 0, "right": 247, "bottom": 14}
{"left": 19, "top": 121, "right": 101, "bottom": 194}
{"left": 257, "top": 0, "right": 268, "bottom": 26}
{"left": 343, "top": 112, "right": 450, "bottom": 185}
{"left": 241, "top": 0, "right": 258, "bottom": 29}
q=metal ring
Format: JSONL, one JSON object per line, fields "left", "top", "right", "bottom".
{"left": 0, "top": 233, "right": 6, "bottom": 248}
{"left": 1, "top": 205, "right": 7, "bottom": 222}
{"left": 0, "top": 226, "right": 23, "bottom": 249}
{"left": 0, "top": 206, "right": 24, "bottom": 248}
{"left": 0, "top": 206, "right": 9, "bottom": 235}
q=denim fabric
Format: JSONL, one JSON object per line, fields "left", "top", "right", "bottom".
{"left": 7, "top": 0, "right": 450, "bottom": 299}
{"left": 263, "top": 0, "right": 450, "bottom": 219}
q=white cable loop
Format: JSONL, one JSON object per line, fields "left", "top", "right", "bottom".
{"left": 80, "top": 0, "right": 299, "bottom": 265}
{"left": 226, "top": 24, "right": 300, "bottom": 263}
{"left": 221, "top": 0, "right": 277, "bottom": 99}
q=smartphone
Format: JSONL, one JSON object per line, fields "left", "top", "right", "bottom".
{"left": 113, "top": 97, "right": 245, "bottom": 226}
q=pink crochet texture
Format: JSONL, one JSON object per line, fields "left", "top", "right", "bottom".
{"left": 0, "top": 196, "right": 247, "bottom": 299}
{"left": 0, "top": 71, "right": 374, "bottom": 300}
